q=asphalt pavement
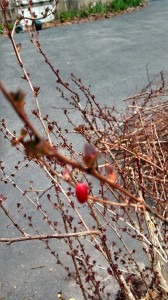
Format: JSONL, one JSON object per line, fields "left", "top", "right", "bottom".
{"left": 0, "top": 0, "right": 168, "bottom": 299}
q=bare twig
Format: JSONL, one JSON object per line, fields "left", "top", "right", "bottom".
{"left": 0, "top": 230, "right": 100, "bottom": 244}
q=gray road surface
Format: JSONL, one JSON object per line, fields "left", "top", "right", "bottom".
{"left": 0, "top": 0, "right": 168, "bottom": 299}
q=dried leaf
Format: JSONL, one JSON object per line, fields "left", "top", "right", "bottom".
{"left": 105, "top": 164, "right": 117, "bottom": 182}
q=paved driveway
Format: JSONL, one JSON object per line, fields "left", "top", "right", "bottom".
{"left": 0, "top": 0, "right": 168, "bottom": 299}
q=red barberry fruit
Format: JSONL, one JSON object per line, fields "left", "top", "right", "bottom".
{"left": 75, "top": 182, "right": 88, "bottom": 203}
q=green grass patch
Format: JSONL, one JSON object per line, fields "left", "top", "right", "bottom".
{"left": 58, "top": 0, "right": 144, "bottom": 22}
{"left": 0, "top": 23, "right": 14, "bottom": 34}
{"left": 59, "top": 9, "right": 78, "bottom": 22}
{"left": 108, "top": 0, "right": 142, "bottom": 11}
{"left": 88, "top": 1, "right": 108, "bottom": 14}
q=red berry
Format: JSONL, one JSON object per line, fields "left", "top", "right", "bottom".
{"left": 75, "top": 183, "right": 88, "bottom": 203}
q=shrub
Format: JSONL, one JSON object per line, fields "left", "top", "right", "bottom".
{"left": 0, "top": 1, "right": 167, "bottom": 300}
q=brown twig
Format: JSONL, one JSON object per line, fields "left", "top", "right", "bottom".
{"left": 0, "top": 230, "right": 100, "bottom": 245}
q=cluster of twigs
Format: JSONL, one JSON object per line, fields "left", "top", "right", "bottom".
{"left": 0, "top": 1, "right": 167, "bottom": 300}
{"left": 73, "top": 72, "right": 168, "bottom": 219}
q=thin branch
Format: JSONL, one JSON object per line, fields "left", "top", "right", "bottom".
{"left": 0, "top": 230, "right": 100, "bottom": 244}
{"left": 0, "top": 203, "right": 28, "bottom": 237}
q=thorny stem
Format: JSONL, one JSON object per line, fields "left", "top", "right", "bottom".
{"left": 0, "top": 231, "right": 99, "bottom": 244}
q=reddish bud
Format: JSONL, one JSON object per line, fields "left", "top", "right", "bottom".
{"left": 83, "top": 143, "right": 97, "bottom": 168}
{"left": 48, "top": 124, "right": 54, "bottom": 132}
{"left": 107, "top": 268, "right": 113, "bottom": 276}
{"left": 102, "top": 234, "right": 107, "bottom": 243}
{"left": 75, "top": 182, "right": 88, "bottom": 203}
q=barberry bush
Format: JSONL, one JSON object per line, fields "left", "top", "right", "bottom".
{"left": 0, "top": 1, "right": 167, "bottom": 299}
